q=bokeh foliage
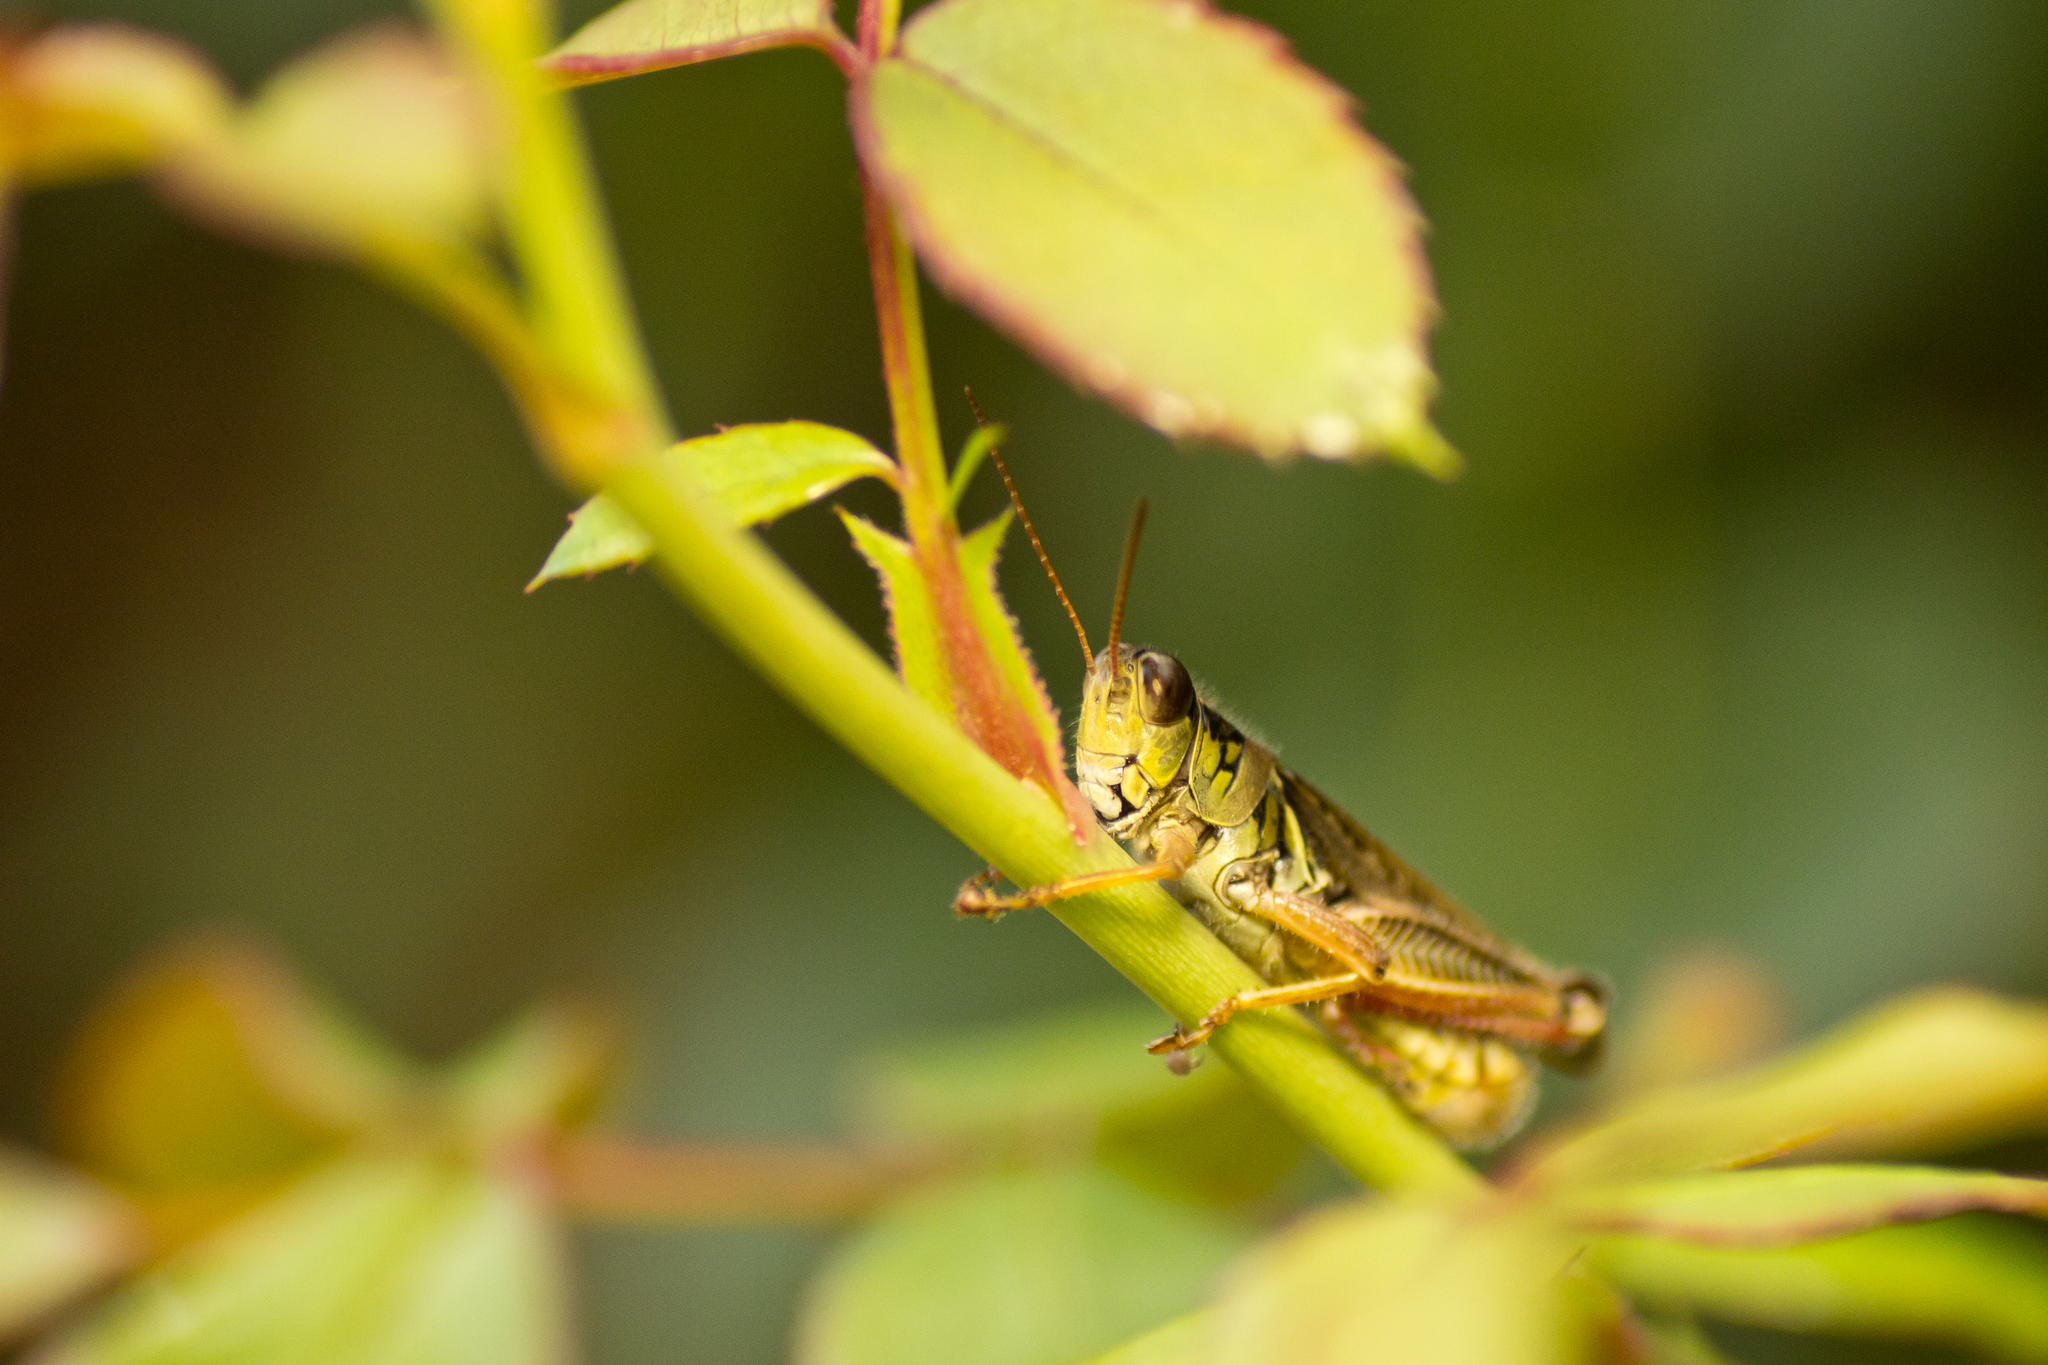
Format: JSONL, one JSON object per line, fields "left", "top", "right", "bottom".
{"left": 3, "top": 0, "right": 2046, "bottom": 1360}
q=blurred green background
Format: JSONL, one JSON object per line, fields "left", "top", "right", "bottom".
{"left": 5, "top": 0, "right": 2047, "bottom": 1359}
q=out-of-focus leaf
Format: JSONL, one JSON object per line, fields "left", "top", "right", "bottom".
{"left": 841, "top": 510, "right": 949, "bottom": 711}
{"left": 161, "top": 24, "right": 491, "bottom": 256}
{"left": 0, "top": 1155, "right": 132, "bottom": 1343}
{"left": 1205, "top": 1199, "right": 1584, "bottom": 1365}
{"left": 1087, "top": 1313, "right": 1207, "bottom": 1365}
{"left": 855, "top": 1003, "right": 1202, "bottom": 1141}
{"left": 854, "top": 0, "right": 1450, "bottom": 469}
{"left": 0, "top": 25, "right": 229, "bottom": 184}
{"left": 444, "top": 1000, "right": 620, "bottom": 1143}
{"left": 1523, "top": 988, "right": 2048, "bottom": 1188}
{"left": 1635, "top": 1318, "right": 1748, "bottom": 1365}
{"left": 1603, "top": 949, "right": 1790, "bottom": 1096}
{"left": 531, "top": 422, "right": 895, "bottom": 587}
{"left": 1566, "top": 1164, "right": 2048, "bottom": 1246}
{"left": 544, "top": 0, "right": 849, "bottom": 87}
{"left": 35, "top": 1154, "right": 569, "bottom": 1365}
{"left": 794, "top": 1164, "right": 1245, "bottom": 1365}
{"left": 1590, "top": 1218, "right": 2048, "bottom": 1365}
{"left": 53, "top": 941, "right": 413, "bottom": 1215}
{"left": 944, "top": 420, "right": 1006, "bottom": 511}
{"left": 853, "top": 1003, "right": 1302, "bottom": 1206}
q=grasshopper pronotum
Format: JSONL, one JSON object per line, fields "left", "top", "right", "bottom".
{"left": 957, "top": 458, "right": 1608, "bottom": 1148}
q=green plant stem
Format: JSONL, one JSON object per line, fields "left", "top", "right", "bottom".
{"left": 421, "top": 0, "right": 672, "bottom": 468}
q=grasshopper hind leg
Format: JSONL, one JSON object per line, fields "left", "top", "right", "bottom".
{"left": 1320, "top": 1003, "right": 1538, "bottom": 1151}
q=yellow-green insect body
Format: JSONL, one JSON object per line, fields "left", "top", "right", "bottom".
{"left": 962, "top": 468, "right": 1608, "bottom": 1149}
{"left": 1073, "top": 641, "right": 1603, "bottom": 1147}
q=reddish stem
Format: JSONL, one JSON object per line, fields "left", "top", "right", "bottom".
{"left": 552, "top": 1134, "right": 932, "bottom": 1225}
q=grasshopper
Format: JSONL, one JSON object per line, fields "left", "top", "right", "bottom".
{"left": 956, "top": 465, "right": 1608, "bottom": 1148}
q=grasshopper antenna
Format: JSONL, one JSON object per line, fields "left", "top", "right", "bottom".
{"left": 1106, "top": 498, "right": 1149, "bottom": 664}
{"left": 967, "top": 388, "right": 1093, "bottom": 663}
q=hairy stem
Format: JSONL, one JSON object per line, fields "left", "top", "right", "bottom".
{"left": 863, "top": 181, "right": 950, "bottom": 542}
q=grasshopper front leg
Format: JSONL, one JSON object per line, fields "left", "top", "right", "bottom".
{"left": 953, "top": 828, "right": 1196, "bottom": 919}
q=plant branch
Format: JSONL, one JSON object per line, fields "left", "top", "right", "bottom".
{"left": 552, "top": 1134, "right": 931, "bottom": 1225}
{"left": 421, "top": 0, "right": 672, "bottom": 471}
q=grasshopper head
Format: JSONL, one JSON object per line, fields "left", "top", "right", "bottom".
{"left": 1076, "top": 644, "right": 1196, "bottom": 823}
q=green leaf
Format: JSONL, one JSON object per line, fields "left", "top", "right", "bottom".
{"left": 0, "top": 24, "right": 230, "bottom": 185}
{"left": 837, "top": 505, "right": 1086, "bottom": 822}
{"left": 0, "top": 1154, "right": 132, "bottom": 1343}
{"left": 531, "top": 422, "right": 895, "bottom": 587}
{"left": 945, "top": 421, "right": 1007, "bottom": 512}
{"left": 1087, "top": 1313, "right": 1208, "bottom": 1365}
{"left": 1205, "top": 1199, "right": 1585, "bottom": 1365}
{"left": 839, "top": 511, "right": 950, "bottom": 711}
{"left": 795, "top": 1164, "right": 1245, "bottom": 1365}
{"left": 40, "top": 1155, "right": 570, "bottom": 1365}
{"left": 1524, "top": 987, "right": 2048, "bottom": 1188}
{"left": 1564, "top": 1164, "right": 2048, "bottom": 1247}
{"left": 853, "top": 1003, "right": 1303, "bottom": 1206}
{"left": 53, "top": 940, "right": 412, "bottom": 1221}
{"left": 854, "top": 0, "right": 1452, "bottom": 469}
{"left": 544, "top": 0, "right": 849, "bottom": 87}
{"left": 160, "top": 24, "right": 492, "bottom": 256}
{"left": 443, "top": 1000, "right": 619, "bottom": 1143}
{"left": 1590, "top": 1219, "right": 2048, "bottom": 1364}
{"left": 1601, "top": 949, "right": 1789, "bottom": 1096}
{"left": 1634, "top": 1318, "right": 1750, "bottom": 1365}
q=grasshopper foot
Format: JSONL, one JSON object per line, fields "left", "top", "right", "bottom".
{"left": 1146, "top": 1028, "right": 1207, "bottom": 1072}
{"left": 952, "top": 869, "right": 1012, "bottom": 919}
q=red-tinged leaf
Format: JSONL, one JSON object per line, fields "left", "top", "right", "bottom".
{"left": 544, "top": 0, "right": 853, "bottom": 87}
{"left": 958, "top": 513, "right": 1091, "bottom": 835}
{"left": 1564, "top": 1165, "right": 2048, "bottom": 1247}
{"left": 1589, "top": 1219, "right": 2048, "bottom": 1364}
{"left": 0, "top": 24, "right": 230, "bottom": 184}
{"left": 844, "top": 511, "right": 1085, "bottom": 823}
{"left": 1519, "top": 987, "right": 2048, "bottom": 1189}
{"left": 853, "top": 0, "right": 1452, "bottom": 469}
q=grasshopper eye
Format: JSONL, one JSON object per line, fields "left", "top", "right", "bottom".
{"left": 1137, "top": 651, "right": 1193, "bottom": 724}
